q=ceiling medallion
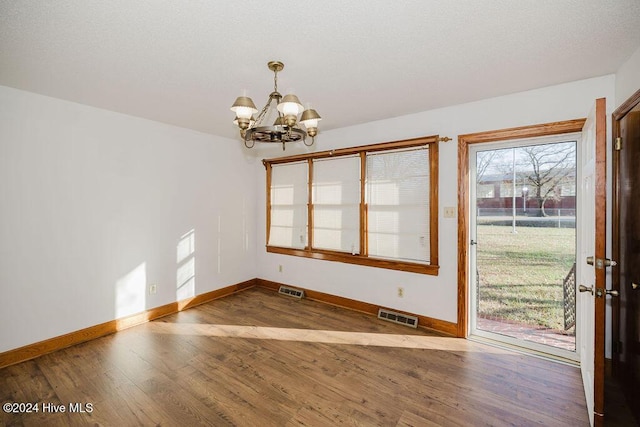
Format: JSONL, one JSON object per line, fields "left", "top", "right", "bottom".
{"left": 231, "top": 61, "right": 321, "bottom": 150}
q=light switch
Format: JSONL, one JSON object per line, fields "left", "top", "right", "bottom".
{"left": 444, "top": 207, "right": 456, "bottom": 218}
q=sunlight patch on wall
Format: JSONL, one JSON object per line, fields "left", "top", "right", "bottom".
{"left": 177, "top": 229, "right": 195, "bottom": 300}
{"left": 177, "top": 228, "right": 195, "bottom": 263}
{"left": 115, "top": 262, "right": 147, "bottom": 318}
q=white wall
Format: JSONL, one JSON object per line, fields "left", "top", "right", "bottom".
{"left": 0, "top": 71, "right": 623, "bottom": 354}
{"left": 256, "top": 75, "right": 615, "bottom": 325}
{"left": 0, "top": 86, "right": 257, "bottom": 353}
{"left": 615, "top": 44, "right": 640, "bottom": 108}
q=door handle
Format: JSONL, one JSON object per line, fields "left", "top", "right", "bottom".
{"left": 470, "top": 240, "right": 477, "bottom": 246}
{"left": 579, "top": 285, "right": 593, "bottom": 295}
{"left": 605, "top": 289, "right": 619, "bottom": 297}
{"left": 633, "top": 282, "right": 639, "bottom": 290}
{"left": 586, "top": 256, "right": 617, "bottom": 268}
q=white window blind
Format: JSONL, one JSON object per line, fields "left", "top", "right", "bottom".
{"left": 312, "top": 155, "right": 361, "bottom": 254}
{"left": 269, "top": 162, "right": 308, "bottom": 249}
{"left": 366, "top": 148, "right": 430, "bottom": 263}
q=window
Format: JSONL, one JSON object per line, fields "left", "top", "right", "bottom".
{"left": 366, "top": 148, "right": 430, "bottom": 263}
{"left": 268, "top": 161, "right": 308, "bottom": 249}
{"left": 499, "top": 183, "right": 527, "bottom": 198}
{"left": 560, "top": 182, "right": 576, "bottom": 196}
{"left": 477, "top": 184, "right": 495, "bottom": 198}
{"left": 265, "top": 136, "right": 440, "bottom": 275}
{"left": 313, "top": 156, "right": 361, "bottom": 254}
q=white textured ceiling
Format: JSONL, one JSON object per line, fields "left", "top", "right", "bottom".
{"left": 1, "top": 0, "right": 639, "bottom": 140}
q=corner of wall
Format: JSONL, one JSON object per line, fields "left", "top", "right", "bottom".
{"left": 615, "top": 45, "right": 640, "bottom": 108}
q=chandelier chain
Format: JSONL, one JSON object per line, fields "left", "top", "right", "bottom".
{"left": 274, "top": 68, "right": 278, "bottom": 93}
{"left": 253, "top": 67, "right": 282, "bottom": 128}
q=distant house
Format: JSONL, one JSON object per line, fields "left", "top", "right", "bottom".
{"left": 476, "top": 170, "right": 576, "bottom": 216}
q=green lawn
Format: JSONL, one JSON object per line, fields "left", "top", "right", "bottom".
{"left": 476, "top": 224, "right": 576, "bottom": 331}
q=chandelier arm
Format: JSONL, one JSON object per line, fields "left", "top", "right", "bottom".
{"left": 254, "top": 94, "right": 275, "bottom": 127}
{"left": 243, "top": 133, "right": 255, "bottom": 149}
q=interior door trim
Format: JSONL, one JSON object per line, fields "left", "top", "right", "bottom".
{"left": 611, "top": 88, "right": 640, "bottom": 418}
{"left": 611, "top": 89, "right": 640, "bottom": 364}
{"left": 611, "top": 89, "right": 640, "bottom": 357}
{"left": 613, "top": 89, "right": 640, "bottom": 120}
{"left": 457, "top": 119, "right": 586, "bottom": 338}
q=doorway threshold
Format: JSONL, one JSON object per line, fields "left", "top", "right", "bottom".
{"left": 468, "top": 334, "right": 579, "bottom": 367}
{"left": 477, "top": 317, "right": 576, "bottom": 351}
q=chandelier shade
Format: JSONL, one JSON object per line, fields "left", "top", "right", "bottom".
{"left": 300, "top": 108, "right": 321, "bottom": 137}
{"left": 230, "top": 97, "right": 257, "bottom": 119}
{"left": 231, "top": 61, "right": 321, "bottom": 150}
{"left": 277, "top": 94, "right": 304, "bottom": 116}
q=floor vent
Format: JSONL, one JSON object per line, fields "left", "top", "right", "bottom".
{"left": 278, "top": 285, "right": 305, "bottom": 299}
{"left": 378, "top": 308, "right": 418, "bottom": 328}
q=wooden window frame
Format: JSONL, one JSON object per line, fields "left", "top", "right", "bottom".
{"left": 264, "top": 135, "right": 440, "bottom": 275}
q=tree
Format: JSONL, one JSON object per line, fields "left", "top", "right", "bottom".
{"left": 476, "top": 150, "right": 503, "bottom": 182}
{"left": 521, "top": 142, "right": 575, "bottom": 216}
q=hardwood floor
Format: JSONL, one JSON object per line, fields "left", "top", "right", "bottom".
{"left": 1, "top": 287, "right": 589, "bottom": 426}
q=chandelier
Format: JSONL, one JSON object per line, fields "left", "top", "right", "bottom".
{"left": 231, "top": 61, "right": 321, "bottom": 150}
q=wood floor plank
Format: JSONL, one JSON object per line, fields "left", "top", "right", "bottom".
{"left": 0, "top": 287, "right": 589, "bottom": 426}
{"left": 0, "top": 361, "right": 75, "bottom": 427}
{"left": 396, "top": 409, "right": 452, "bottom": 427}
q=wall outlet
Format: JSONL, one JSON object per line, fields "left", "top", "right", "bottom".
{"left": 278, "top": 265, "right": 283, "bottom": 273}
{"left": 149, "top": 284, "right": 157, "bottom": 295}
{"left": 444, "top": 206, "right": 456, "bottom": 218}
{"left": 397, "top": 287, "right": 404, "bottom": 297}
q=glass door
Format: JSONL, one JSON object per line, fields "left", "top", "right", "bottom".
{"left": 469, "top": 136, "right": 578, "bottom": 360}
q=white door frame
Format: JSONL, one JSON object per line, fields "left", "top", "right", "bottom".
{"left": 468, "top": 134, "right": 581, "bottom": 362}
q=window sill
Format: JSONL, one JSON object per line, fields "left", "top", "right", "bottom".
{"left": 266, "top": 246, "right": 439, "bottom": 275}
